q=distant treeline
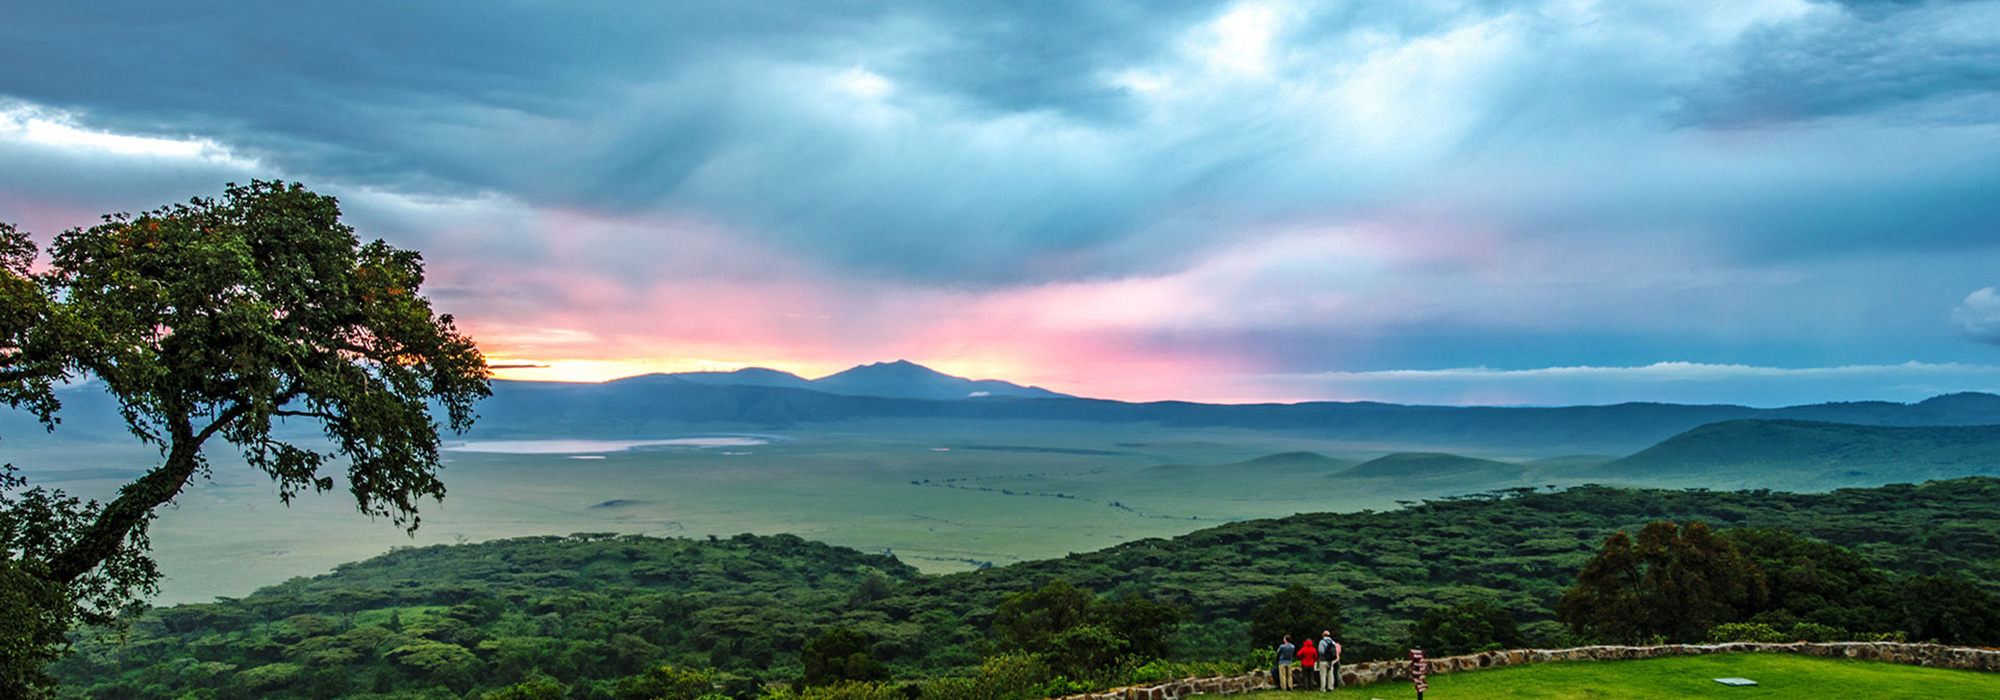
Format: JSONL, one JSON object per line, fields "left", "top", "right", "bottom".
{"left": 51, "top": 478, "right": 2000, "bottom": 700}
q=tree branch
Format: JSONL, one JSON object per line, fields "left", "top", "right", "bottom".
{"left": 43, "top": 402, "right": 248, "bottom": 584}
{"left": 272, "top": 409, "right": 340, "bottom": 421}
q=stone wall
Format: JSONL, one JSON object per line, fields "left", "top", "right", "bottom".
{"left": 1051, "top": 642, "right": 2000, "bottom": 700}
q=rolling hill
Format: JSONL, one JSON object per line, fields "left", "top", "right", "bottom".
{"left": 1144, "top": 451, "right": 1358, "bottom": 475}
{"left": 1335, "top": 451, "right": 1526, "bottom": 480}
{"left": 1605, "top": 419, "right": 2000, "bottom": 482}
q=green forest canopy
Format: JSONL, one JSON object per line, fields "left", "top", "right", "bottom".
{"left": 49, "top": 477, "right": 2000, "bottom": 700}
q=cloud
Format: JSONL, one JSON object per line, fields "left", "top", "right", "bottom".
{"left": 1955, "top": 287, "right": 2000, "bottom": 343}
{"left": 1250, "top": 361, "right": 2000, "bottom": 407}
{"left": 1678, "top": 0, "right": 2000, "bottom": 126}
{"left": 7, "top": 1, "right": 2000, "bottom": 405}
{"left": 11, "top": 0, "right": 1998, "bottom": 286}
{"left": 0, "top": 103, "right": 266, "bottom": 235}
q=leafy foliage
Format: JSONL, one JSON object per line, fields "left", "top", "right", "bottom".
{"left": 0, "top": 554, "right": 67, "bottom": 694}
{"left": 52, "top": 532, "right": 919, "bottom": 700}
{"left": 1723, "top": 528, "right": 1900, "bottom": 634}
{"left": 801, "top": 629, "right": 889, "bottom": 688}
{"left": 487, "top": 677, "right": 568, "bottom": 700}
{"left": 1247, "top": 585, "right": 1342, "bottom": 651}
{"left": 1561, "top": 522, "right": 2000, "bottom": 646}
{"left": 613, "top": 665, "right": 722, "bottom": 700}
{"left": 991, "top": 579, "right": 1182, "bottom": 679}
{"left": 40, "top": 478, "right": 2000, "bottom": 699}
{"left": 1896, "top": 575, "right": 2000, "bottom": 646}
{"left": 1407, "top": 600, "right": 1524, "bottom": 656}
{"left": 1557, "top": 521, "right": 1767, "bottom": 643}
{"left": 0, "top": 182, "right": 490, "bottom": 693}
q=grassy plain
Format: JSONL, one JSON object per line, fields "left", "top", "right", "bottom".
{"left": 1251, "top": 654, "right": 2000, "bottom": 699}
{"left": 2, "top": 415, "right": 1965, "bottom": 606}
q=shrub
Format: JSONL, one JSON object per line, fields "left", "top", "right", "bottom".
{"left": 613, "top": 665, "right": 723, "bottom": 700}
{"left": 1707, "top": 623, "right": 1786, "bottom": 644}
{"left": 1407, "top": 601, "right": 1526, "bottom": 656}
{"left": 921, "top": 653, "right": 1050, "bottom": 700}
{"left": 487, "top": 677, "right": 567, "bottom": 700}
{"left": 768, "top": 680, "right": 910, "bottom": 700}
{"left": 801, "top": 628, "right": 891, "bottom": 688}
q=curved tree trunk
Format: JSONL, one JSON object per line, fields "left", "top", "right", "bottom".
{"left": 44, "top": 422, "right": 203, "bottom": 584}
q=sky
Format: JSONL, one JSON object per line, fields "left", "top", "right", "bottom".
{"left": 3, "top": 0, "right": 2000, "bottom": 406}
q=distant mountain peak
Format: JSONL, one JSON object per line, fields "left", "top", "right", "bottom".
{"left": 646, "top": 360, "right": 1070, "bottom": 401}
{"left": 831, "top": 359, "right": 940, "bottom": 376}
{"left": 665, "top": 367, "right": 814, "bottom": 390}
{"left": 813, "top": 360, "right": 1070, "bottom": 400}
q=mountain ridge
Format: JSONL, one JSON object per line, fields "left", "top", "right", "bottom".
{"left": 606, "top": 360, "right": 1071, "bottom": 401}
{"left": 464, "top": 381, "right": 2000, "bottom": 454}
{"left": 12, "top": 363, "right": 2000, "bottom": 456}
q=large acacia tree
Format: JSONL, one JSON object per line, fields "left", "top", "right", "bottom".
{"left": 1557, "top": 521, "right": 1767, "bottom": 644}
{"left": 0, "top": 181, "right": 489, "bottom": 691}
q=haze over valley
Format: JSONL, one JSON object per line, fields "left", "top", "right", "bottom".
{"left": 11, "top": 361, "right": 2000, "bottom": 605}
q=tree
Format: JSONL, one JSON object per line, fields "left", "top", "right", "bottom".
{"left": 1557, "top": 521, "right": 1766, "bottom": 644}
{"left": 0, "top": 223, "right": 68, "bottom": 422}
{"left": 0, "top": 539, "right": 67, "bottom": 692}
{"left": 992, "top": 579, "right": 1094, "bottom": 655}
{"left": 0, "top": 181, "right": 489, "bottom": 692}
{"left": 1248, "top": 585, "right": 1343, "bottom": 651}
{"left": 1092, "top": 594, "right": 1183, "bottom": 662}
{"left": 849, "top": 572, "right": 893, "bottom": 608}
{"left": 800, "top": 628, "right": 889, "bottom": 688}
{"left": 615, "top": 665, "right": 723, "bottom": 700}
{"left": 488, "top": 677, "right": 568, "bottom": 700}
{"left": 1898, "top": 574, "right": 2000, "bottom": 646}
{"left": 991, "top": 579, "right": 1183, "bottom": 679}
{"left": 1407, "top": 600, "right": 1525, "bottom": 656}
{"left": 1722, "top": 528, "right": 1898, "bottom": 635}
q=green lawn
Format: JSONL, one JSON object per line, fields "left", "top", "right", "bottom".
{"left": 1246, "top": 654, "right": 2000, "bottom": 699}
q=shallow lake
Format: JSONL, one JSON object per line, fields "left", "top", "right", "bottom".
{"left": 443, "top": 437, "right": 771, "bottom": 453}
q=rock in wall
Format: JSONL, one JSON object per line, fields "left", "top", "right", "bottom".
{"left": 1051, "top": 642, "right": 2000, "bottom": 700}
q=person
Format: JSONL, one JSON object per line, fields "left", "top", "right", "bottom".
{"left": 1297, "top": 632, "right": 1318, "bottom": 690}
{"left": 1318, "top": 631, "right": 1341, "bottom": 690}
{"left": 1276, "top": 635, "right": 1297, "bottom": 690}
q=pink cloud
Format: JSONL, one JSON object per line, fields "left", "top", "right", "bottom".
{"left": 432, "top": 209, "right": 1269, "bottom": 399}
{"left": 418, "top": 207, "right": 1480, "bottom": 401}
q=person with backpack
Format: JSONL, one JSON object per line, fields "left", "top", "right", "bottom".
{"left": 1317, "top": 631, "right": 1341, "bottom": 690}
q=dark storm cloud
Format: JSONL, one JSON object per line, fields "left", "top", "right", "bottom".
{"left": 1, "top": 1, "right": 1261, "bottom": 282}
{"left": 0, "top": 1, "right": 878, "bottom": 192}
{"left": 6, "top": 0, "right": 2000, "bottom": 286}
{"left": 872, "top": 1, "right": 1216, "bottom": 119}
{"left": 1684, "top": 0, "right": 2000, "bottom": 127}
